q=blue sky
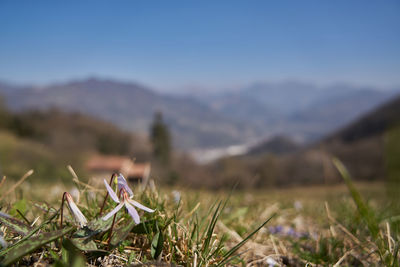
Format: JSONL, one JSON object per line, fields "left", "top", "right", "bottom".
{"left": 0, "top": 1, "right": 399, "bottom": 91}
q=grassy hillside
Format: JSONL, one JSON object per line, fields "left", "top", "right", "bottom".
{"left": 327, "top": 94, "right": 400, "bottom": 142}
{"left": 0, "top": 131, "right": 73, "bottom": 182}
{"left": 320, "top": 94, "right": 400, "bottom": 181}
{"left": 0, "top": 98, "right": 151, "bottom": 182}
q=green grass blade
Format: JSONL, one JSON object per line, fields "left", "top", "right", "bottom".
{"left": 201, "top": 200, "right": 222, "bottom": 256}
{"left": 391, "top": 243, "right": 399, "bottom": 267}
{"left": 151, "top": 230, "right": 163, "bottom": 259}
{"left": 199, "top": 198, "right": 220, "bottom": 240}
{"left": 333, "top": 158, "right": 380, "bottom": 239}
{"left": 217, "top": 214, "right": 275, "bottom": 267}
{"left": 333, "top": 158, "right": 387, "bottom": 263}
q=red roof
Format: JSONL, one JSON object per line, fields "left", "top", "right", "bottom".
{"left": 86, "top": 155, "right": 129, "bottom": 172}
{"left": 86, "top": 155, "right": 150, "bottom": 179}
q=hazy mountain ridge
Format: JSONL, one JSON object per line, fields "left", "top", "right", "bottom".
{"left": 325, "top": 93, "right": 400, "bottom": 143}
{"left": 218, "top": 93, "right": 400, "bottom": 187}
{"left": 0, "top": 78, "right": 252, "bottom": 149}
{"left": 1, "top": 78, "right": 398, "bottom": 151}
{"left": 201, "top": 81, "right": 398, "bottom": 142}
{"left": 313, "top": 93, "right": 400, "bottom": 181}
{"left": 247, "top": 135, "right": 300, "bottom": 156}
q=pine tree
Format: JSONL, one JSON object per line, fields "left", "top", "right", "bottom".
{"left": 0, "top": 96, "right": 10, "bottom": 129}
{"left": 150, "top": 111, "right": 171, "bottom": 165}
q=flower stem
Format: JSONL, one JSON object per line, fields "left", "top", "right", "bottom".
{"left": 59, "top": 192, "right": 67, "bottom": 249}
{"left": 107, "top": 189, "right": 123, "bottom": 248}
{"left": 60, "top": 192, "right": 67, "bottom": 229}
{"left": 107, "top": 213, "right": 117, "bottom": 248}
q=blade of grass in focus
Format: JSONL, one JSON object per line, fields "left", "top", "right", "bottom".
{"left": 217, "top": 214, "right": 275, "bottom": 266}
{"left": 333, "top": 158, "right": 398, "bottom": 266}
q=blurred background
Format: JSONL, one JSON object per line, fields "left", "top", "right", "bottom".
{"left": 0, "top": 0, "right": 399, "bottom": 189}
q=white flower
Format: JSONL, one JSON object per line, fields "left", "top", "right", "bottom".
{"left": 65, "top": 192, "right": 88, "bottom": 228}
{"left": 0, "top": 233, "right": 7, "bottom": 248}
{"left": 172, "top": 190, "right": 181, "bottom": 203}
{"left": 102, "top": 178, "right": 154, "bottom": 224}
{"left": 266, "top": 257, "right": 279, "bottom": 267}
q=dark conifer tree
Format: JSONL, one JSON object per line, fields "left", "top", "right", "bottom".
{"left": 150, "top": 111, "right": 171, "bottom": 165}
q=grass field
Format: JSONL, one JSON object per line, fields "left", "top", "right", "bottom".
{"left": 0, "top": 164, "right": 399, "bottom": 266}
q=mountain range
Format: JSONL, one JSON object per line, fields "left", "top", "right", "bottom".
{"left": 201, "top": 81, "right": 399, "bottom": 142}
{"left": 212, "top": 93, "right": 400, "bottom": 187}
{"left": 0, "top": 78, "right": 398, "bottom": 150}
{"left": 0, "top": 79, "right": 253, "bottom": 149}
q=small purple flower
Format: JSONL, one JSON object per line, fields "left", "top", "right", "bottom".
{"left": 299, "top": 231, "right": 309, "bottom": 238}
{"left": 0, "top": 212, "right": 11, "bottom": 219}
{"left": 269, "top": 225, "right": 283, "bottom": 234}
{"left": 117, "top": 174, "right": 133, "bottom": 197}
{"left": 102, "top": 179, "right": 154, "bottom": 224}
{"left": 269, "top": 224, "right": 309, "bottom": 239}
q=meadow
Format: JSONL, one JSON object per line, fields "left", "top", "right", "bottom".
{"left": 0, "top": 161, "right": 399, "bottom": 267}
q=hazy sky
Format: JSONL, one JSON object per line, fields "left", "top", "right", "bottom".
{"left": 0, "top": 1, "right": 399, "bottom": 91}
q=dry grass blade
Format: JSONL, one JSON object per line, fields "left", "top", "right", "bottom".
{"left": 217, "top": 221, "right": 242, "bottom": 243}
{"left": 0, "top": 169, "right": 33, "bottom": 201}
{"left": 0, "top": 176, "right": 6, "bottom": 189}
{"left": 386, "top": 222, "right": 392, "bottom": 253}
{"left": 184, "top": 202, "right": 200, "bottom": 219}
{"left": 67, "top": 165, "right": 80, "bottom": 182}
{"left": 67, "top": 165, "right": 102, "bottom": 192}
{"left": 333, "top": 249, "right": 353, "bottom": 267}
{"left": 325, "top": 201, "right": 365, "bottom": 248}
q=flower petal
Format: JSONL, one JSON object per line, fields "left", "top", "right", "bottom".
{"left": 0, "top": 212, "right": 11, "bottom": 218}
{"left": 66, "top": 196, "right": 88, "bottom": 227}
{"left": 128, "top": 199, "right": 155, "bottom": 213}
{"left": 104, "top": 179, "right": 120, "bottom": 203}
{"left": 102, "top": 202, "right": 124, "bottom": 221}
{"left": 117, "top": 174, "right": 133, "bottom": 197}
{"left": 0, "top": 235, "right": 8, "bottom": 248}
{"left": 125, "top": 201, "right": 140, "bottom": 224}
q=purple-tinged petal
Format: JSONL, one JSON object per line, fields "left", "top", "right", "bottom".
{"left": 125, "top": 202, "right": 140, "bottom": 224}
{"left": 0, "top": 212, "right": 11, "bottom": 218}
{"left": 117, "top": 174, "right": 133, "bottom": 197}
{"left": 104, "top": 179, "right": 120, "bottom": 203}
{"left": 128, "top": 199, "right": 155, "bottom": 213}
{"left": 102, "top": 202, "right": 124, "bottom": 221}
